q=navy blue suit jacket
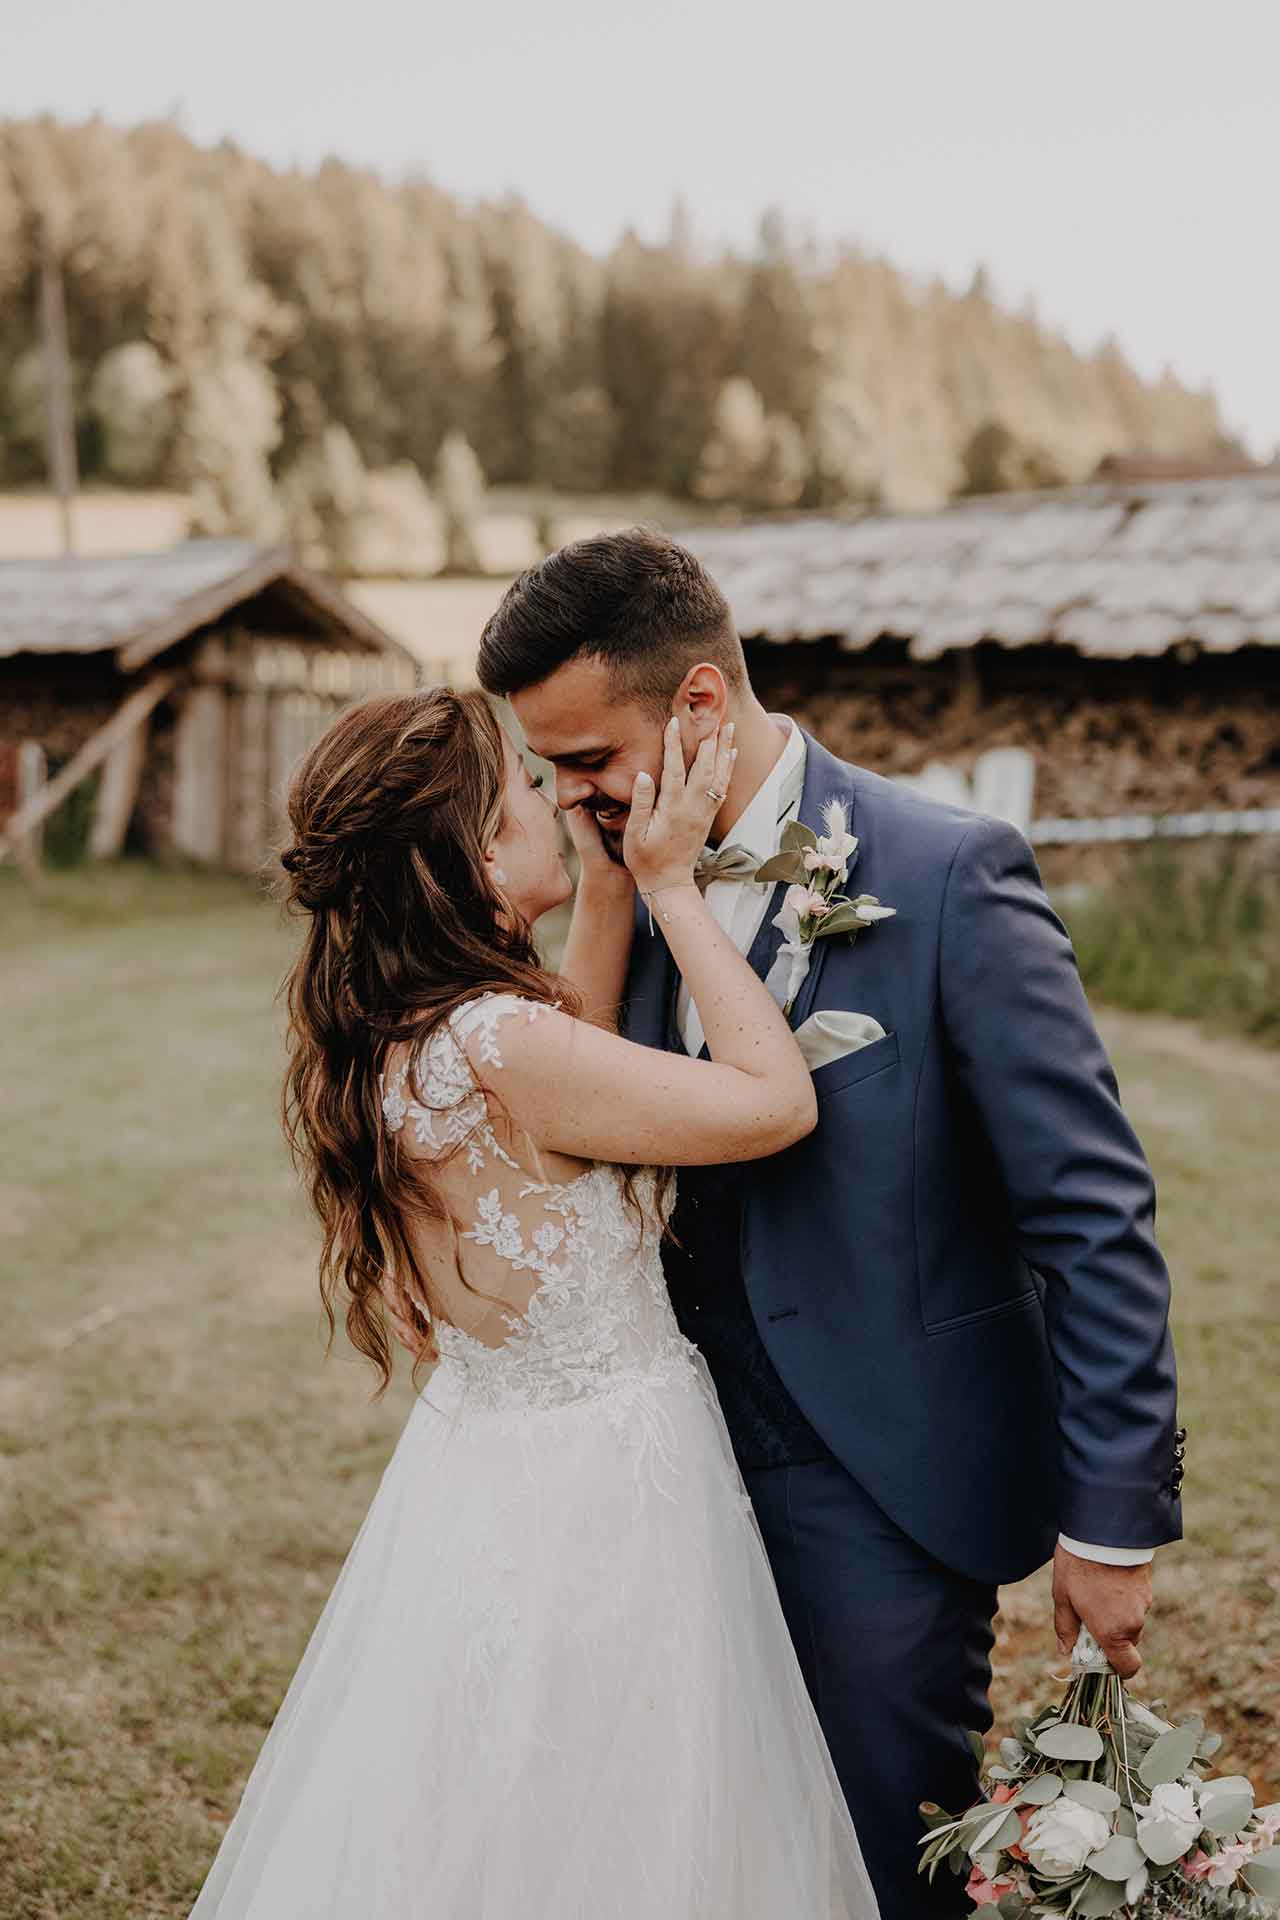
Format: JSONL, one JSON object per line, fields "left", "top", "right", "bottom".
{"left": 624, "top": 731, "right": 1182, "bottom": 1585}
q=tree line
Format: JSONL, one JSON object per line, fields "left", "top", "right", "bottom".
{"left": 0, "top": 116, "right": 1231, "bottom": 567}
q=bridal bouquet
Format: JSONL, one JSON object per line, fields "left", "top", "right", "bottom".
{"left": 918, "top": 1630, "right": 1280, "bottom": 1916}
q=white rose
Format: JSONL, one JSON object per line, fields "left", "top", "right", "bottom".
{"left": 1024, "top": 1800, "right": 1113, "bottom": 1879}
{"left": 1137, "top": 1782, "right": 1202, "bottom": 1858}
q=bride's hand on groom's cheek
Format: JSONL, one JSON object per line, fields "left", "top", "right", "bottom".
{"left": 564, "top": 802, "right": 632, "bottom": 888}
{"left": 1052, "top": 1544, "right": 1153, "bottom": 1679}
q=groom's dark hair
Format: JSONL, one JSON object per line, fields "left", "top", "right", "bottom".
{"left": 476, "top": 526, "right": 746, "bottom": 716}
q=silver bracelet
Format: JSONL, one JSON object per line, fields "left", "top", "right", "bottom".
{"left": 640, "top": 882, "right": 694, "bottom": 934}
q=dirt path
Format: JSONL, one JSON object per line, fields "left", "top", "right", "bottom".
{"left": 1097, "top": 1007, "right": 1280, "bottom": 1092}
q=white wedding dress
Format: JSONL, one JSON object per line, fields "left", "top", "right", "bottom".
{"left": 190, "top": 994, "right": 878, "bottom": 1920}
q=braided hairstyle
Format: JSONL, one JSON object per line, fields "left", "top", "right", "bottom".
{"left": 279, "top": 687, "right": 580, "bottom": 1391}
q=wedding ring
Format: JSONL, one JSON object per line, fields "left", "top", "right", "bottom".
{"left": 706, "top": 787, "right": 726, "bottom": 803}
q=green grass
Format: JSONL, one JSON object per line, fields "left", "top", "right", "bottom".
{"left": 1064, "top": 845, "right": 1280, "bottom": 1046}
{"left": 1, "top": 865, "right": 1276, "bottom": 1918}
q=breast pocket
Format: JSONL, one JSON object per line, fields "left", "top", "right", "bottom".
{"left": 809, "top": 1030, "right": 900, "bottom": 1100}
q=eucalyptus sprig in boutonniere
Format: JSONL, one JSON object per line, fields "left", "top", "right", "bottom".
{"left": 754, "top": 799, "right": 895, "bottom": 1014}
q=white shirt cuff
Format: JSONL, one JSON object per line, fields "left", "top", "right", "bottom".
{"left": 1058, "top": 1533, "right": 1155, "bottom": 1566}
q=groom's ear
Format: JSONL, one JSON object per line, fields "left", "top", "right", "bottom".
{"left": 674, "top": 663, "right": 728, "bottom": 741}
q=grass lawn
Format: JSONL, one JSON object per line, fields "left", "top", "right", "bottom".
{"left": 1, "top": 866, "right": 1276, "bottom": 1918}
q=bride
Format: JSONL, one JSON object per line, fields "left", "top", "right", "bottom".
{"left": 189, "top": 687, "right": 878, "bottom": 1919}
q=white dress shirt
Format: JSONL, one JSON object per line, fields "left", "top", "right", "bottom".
{"left": 674, "top": 714, "right": 1153, "bottom": 1570}
{"left": 677, "top": 718, "right": 805, "bottom": 1058}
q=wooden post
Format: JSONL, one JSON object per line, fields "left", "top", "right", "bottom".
{"left": 37, "top": 219, "right": 78, "bottom": 557}
{"left": 88, "top": 712, "right": 151, "bottom": 859}
{"left": 227, "top": 687, "right": 270, "bottom": 874}
{"left": 1, "top": 674, "right": 177, "bottom": 858}
{"left": 172, "top": 685, "right": 228, "bottom": 863}
{"left": 15, "top": 741, "right": 48, "bottom": 869}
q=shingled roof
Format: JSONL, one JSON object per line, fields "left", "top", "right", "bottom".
{"left": 0, "top": 539, "right": 409, "bottom": 670}
{"left": 680, "top": 471, "right": 1280, "bottom": 661}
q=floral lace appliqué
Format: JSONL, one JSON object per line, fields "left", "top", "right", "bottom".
{"left": 380, "top": 995, "right": 557, "bottom": 1174}
{"left": 380, "top": 993, "right": 696, "bottom": 1419}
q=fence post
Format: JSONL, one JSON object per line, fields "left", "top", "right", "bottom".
{"left": 15, "top": 741, "right": 48, "bottom": 869}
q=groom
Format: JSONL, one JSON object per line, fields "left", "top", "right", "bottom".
{"left": 478, "top": 528, "right": 1183, "bottom": 1918}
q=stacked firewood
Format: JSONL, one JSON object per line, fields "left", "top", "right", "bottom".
{"left": 752, "top": 655, "right": 1280, "bottom": 820}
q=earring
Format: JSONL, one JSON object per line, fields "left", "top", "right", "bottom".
{"left": 493, "top": 865, "right": 508, "bottom": 886}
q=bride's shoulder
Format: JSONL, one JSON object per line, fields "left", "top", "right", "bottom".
{"left": 448, "top": 991, "right": 570, "bottom": 1079}
{"left": 385, "top": 993, "right": 572, "bottom": 1140}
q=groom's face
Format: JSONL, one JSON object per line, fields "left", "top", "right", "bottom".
{"left": 510, "top": 655, "right": 670, "bottom": 861}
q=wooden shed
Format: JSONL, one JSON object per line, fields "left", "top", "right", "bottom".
{"left": 0, "top": 540, "right": 418, "bottom": 872}
{"left": 681, "top": 472, "right": 1280, "bottom": 847}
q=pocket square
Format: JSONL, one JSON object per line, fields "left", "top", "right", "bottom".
{"left": 791, "top": 1008, "right": 887, "bottom": 1073}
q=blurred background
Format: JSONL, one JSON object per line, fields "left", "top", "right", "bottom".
{"left": 1, "top": 4, "right": 1276, "bottom": 1913}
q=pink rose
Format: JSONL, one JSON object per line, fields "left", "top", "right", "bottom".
{"left": 783, "top": 883, "right": 829, "bottom": 920}
{"left": 965, "top": 1863, "right": 1016, "bottom": 1908}
{"left": 1189, "top": 1835, "right": 1258, "bottom": 1881}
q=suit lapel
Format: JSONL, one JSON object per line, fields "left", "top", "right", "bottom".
{"left": 623, "top": 730, "right": 861, "bottom": 1048}
{"left": 623, "top": 896, "right": 679, "bottom": 1051}
{"left": 785, "top": 732, "right": 861, "bottom": 1030}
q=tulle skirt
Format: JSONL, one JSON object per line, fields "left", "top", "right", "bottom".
{"left": 189, "top": 1353, "right": 878, "bottom": 1918}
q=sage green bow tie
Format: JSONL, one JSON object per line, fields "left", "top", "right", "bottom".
{"left": 693, "top": 843, "right": 763, "bottom": 891}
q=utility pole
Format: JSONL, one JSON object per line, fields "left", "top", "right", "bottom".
{"left": 37, "top": 216, "right": 78, "bottom": 555}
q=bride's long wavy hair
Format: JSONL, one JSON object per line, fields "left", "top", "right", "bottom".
{"left": 279, "top": 687, "right": 581, "bottom": 1393}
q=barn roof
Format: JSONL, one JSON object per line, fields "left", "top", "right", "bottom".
{"left": 680, "top": 471, "right": 1280, "bottom": 661}
{"left": 0, "top": 539, "right": 411, "bottom": 669}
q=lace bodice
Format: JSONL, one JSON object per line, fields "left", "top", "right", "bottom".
{"left": 381, "top": 994, "right": 693, "bottom": 1413}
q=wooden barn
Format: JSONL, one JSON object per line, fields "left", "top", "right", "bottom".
{"left": 682, "top": 472, "right": 1280, "bottom": 850}
{"left": 0, "top": 540, "right": 418, "bottom": 873}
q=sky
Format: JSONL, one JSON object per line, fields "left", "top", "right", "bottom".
{"left": 7, "top": 0, "right": 1280, "bottom": 452}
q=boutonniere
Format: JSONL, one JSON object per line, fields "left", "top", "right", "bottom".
{"left": 754, "top": 799, "right": 895, "bottom": 1014}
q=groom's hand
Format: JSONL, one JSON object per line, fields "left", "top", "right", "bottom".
{"left": 1052, "top": 1544, "right": 1153, "bottom": 1678}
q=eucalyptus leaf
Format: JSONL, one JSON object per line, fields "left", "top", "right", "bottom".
{"left": 752, "top": 852, "right": 806, "bottom": 886}
{"left": 996, "top": 1897, "right": 1026, "bottom": 1920}
{"left": 1198, "top": 1779, "right": 1254, "bottom": 1836}
{"left": 1065, "top": 1780, "right": 1121, "bottom": 1813}
{"left": 1200, "top": 1775, "right": 1254, "bottom": 1804}
{"left": 1017, "top": 1773, "right": 1065, "bottom": 1805}
{"left": 1035, "top": 1722, "right": 1106, "bottom": 1763}
{"left": 812, "top": 903, "right": 865, "bottom": 938}
{"left": 1072, "top": 1874, "right": 1129, "bottom": 1917}
{"left": 779, "top": 819, "right": 819, "bottom": 854}
{"left": 1138, "top": 1723, "right": 1201, "bottom": 1788}
{"left": 968, "top": 1730, "right": 987, "bottom": 1767}
{"left": 1115, "top": 1809, "right": 1137, "bottom": 1838}
{"left": 969, "top": 1807, "right": 1023, "bottom": 1855}
{"left": 1085, "top": 1835, "right": 1145, "bottom": 1880}
{"left": 1137, "top": 1818, "right": 1194, "bottom": 1866}
{"left": 1241, "top": 1850, "right": 1280, "bottom": 1899}
{"left": 999, "top": 1739, "right": 1026, "bottom": 1769}
{"left": 1197, "top": 1732, "right": 1224, "bottom": 1760}
{"left": 1122, "top": 1697, "right": 1170, "bottom": 1733}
